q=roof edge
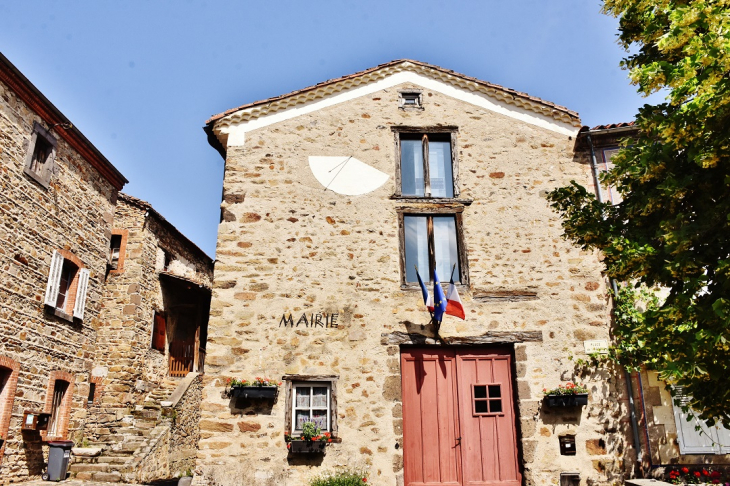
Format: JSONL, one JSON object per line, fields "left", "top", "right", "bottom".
{"left": 205, "top": 59, "right": 581, "bottom": 135}
{"left": 118, "top": 193, "right": 214, "bottom": 265}
{"left": 0, "top": 52, "right": 128, "bottom": 191}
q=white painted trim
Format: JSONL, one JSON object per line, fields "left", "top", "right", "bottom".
{"left": 220, "top": 71, "right": 578, "bottom": 147}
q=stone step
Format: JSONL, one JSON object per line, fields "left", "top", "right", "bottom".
{"left": 91, "top": 471, "right": 123, "bottom": 483}
{"left": 69, "top": 463, "right": 110, "bottom": 473}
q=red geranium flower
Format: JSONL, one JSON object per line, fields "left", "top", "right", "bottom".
{"left": 695, "top": 471, "right": 702, "bottom": 478}
{"left": 704, "top": 469, "right": 710, "bottom": 476}
{"left": 712, "top": 471, "right": 722, "bottom": 479}
{"left": 362, "top": 479, "right": 367, "bottom": 483}
{"left": 682, "top": 467, "right": 689, "bottom": 474}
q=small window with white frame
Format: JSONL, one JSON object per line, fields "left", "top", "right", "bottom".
{"left": 399, "top": 91, "right": 423, "bottom": 110}
{"left": 284, "top": 376, "right": 338, "bottom": 438}
{"left": 293, "top": 383, "right": 331, "bottom": 432}
{"left": 23, "top": 121, "right": 57, "bottom": 188}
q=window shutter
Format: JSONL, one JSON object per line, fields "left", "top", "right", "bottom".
{"left": 44, "top": 251, "right": 64, "bottom": 307}
{"left": 714, "top": 422, "right": 730, "bottom": 454}
{"left": 672, "top": 388, "right": 719, "bottom": 454}
{"left": 72, "top": 268, "right": 90, "bottom": 320}
{"left": 152, "top": 314, "right": 166, "bottom": 351}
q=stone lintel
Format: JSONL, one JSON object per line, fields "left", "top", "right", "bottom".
{"left": 381, "top": 330, "right": 543, "bottom": 346}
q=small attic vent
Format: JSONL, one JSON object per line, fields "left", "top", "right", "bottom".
{"left": 399, "top": 91, "right": 423, "bottom": 110}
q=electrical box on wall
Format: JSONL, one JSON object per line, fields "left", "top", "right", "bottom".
{"left": 559, "top": 435, "right": 577, "bottom": 455}
{"left": 560, "top": 472, "right": 580, "bottom": 486}
{"left": 21, "top": 411, "right": 50, "bottom": 431}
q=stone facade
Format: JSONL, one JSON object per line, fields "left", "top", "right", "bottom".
{"left": 198, "top": 61, "right": 635, "bottom": 485}
{"left": 0, "top": 53, "right": 126, "bottom": 481}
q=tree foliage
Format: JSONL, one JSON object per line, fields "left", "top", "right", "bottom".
{"left": 548, "top": 0, "right": 730, "bottom": 421}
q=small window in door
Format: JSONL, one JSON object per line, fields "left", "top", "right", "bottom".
{"left": 472, "top": 384, "right": 503, "bottom": 415}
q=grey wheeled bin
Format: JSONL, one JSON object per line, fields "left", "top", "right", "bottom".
{"left": 43, "top": 440, "right": 74, "bottom": 481}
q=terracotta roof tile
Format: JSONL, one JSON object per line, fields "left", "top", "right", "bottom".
{"left": 590, "top": 121, "right": 636, "bottom": 130}
{"left": 206, "top": 59, "right": 579, "bottom": 125}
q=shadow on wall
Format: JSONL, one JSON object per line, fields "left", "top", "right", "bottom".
{"left": 21, "top": 431, "right": 45, "bottom": 476}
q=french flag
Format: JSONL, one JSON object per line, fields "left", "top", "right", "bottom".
{"left": 416, "top": 268, "right": 434, "bottom": 312}
{"left": 445, "top": 277, "right": 465, "bottom": 320}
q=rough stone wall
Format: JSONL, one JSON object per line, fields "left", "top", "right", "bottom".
{"left": 91, "top": 197, "right": 212, "bottom": 439}
{"left": 198, "top": 82, "right": 633, "bottom": 485}
{"left": 0, "top": 77, "right": 117, "bottom": 480}
{"left": 169, "top": 374, "right": 202, "bottom": 477}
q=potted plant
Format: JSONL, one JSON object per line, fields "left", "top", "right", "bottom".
{"left": 226, "top": 377, "right": 281, "bottom": 399}
{"left": 285, "top": 421, "right": 332, "bottom": 454}
{"left": 543, "top": 382, "right": 589, "bottom": 407}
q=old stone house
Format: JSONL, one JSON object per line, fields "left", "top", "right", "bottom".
{"left": 0, "top": 52, "right": 212, "bottom": 484}
{"left": 0, "top": 52, "right": 127, "bottom": 480}
{"left": 198, "top": 60, "right": 635, "bottom": 486}
{"left": 73, "top": 192, "right": 213, "bottom": 483}
{"left": 580, "top": 122, "right": 730, "bottom": 472}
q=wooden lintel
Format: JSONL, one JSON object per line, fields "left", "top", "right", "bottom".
{"left": 473, "top": 290, "right": 539, "bottom": 303}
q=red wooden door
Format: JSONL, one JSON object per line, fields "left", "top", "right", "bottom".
{"left": 456, "top": 351, "right": 520, "bottom": 486}
{"left": 401, "top": 348, "right": 520, "bottom": 486}
{"left": 401, "top": 349, "right": 461, "bottom": 486}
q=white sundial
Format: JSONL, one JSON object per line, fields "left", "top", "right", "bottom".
{"left": 308, "top": 156, "right": 389, "bottom": 196}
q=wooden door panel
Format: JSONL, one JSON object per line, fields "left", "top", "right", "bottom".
{"left": 457, "top": 352, "right": 520, "bottom": 486}
{"left": 402, "top": 349, "right": 461, "bottom": 486}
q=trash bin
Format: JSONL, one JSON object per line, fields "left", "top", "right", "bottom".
{"left": 43, "top": 440, "right": 74, "bottom": 481}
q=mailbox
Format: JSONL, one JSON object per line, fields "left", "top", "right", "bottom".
{"left": 22, "top": 411, "right": 51, "bottom": 431}
{"left": 559, "top": 434, "right": 576, "bottom": 456}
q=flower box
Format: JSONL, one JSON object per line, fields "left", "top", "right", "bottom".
{"left": 545, "top": 393, "right": 588, "bottom": 407}
{"left": 229, "top": 385, "right": 278, "bottom": 399}
{"left": 288, "top": 439, "right": 327, "bottom": 454}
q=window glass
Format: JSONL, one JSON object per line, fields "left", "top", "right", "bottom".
{"left": 48, "top": 380, "right": 69, "bottom": 437}
{"left": 293, "top": 384, "right": 331, "bottom": 432}
{"left": 56, "top": 260, "right": 77, "bottom": 311}
{"left": 433, "top": 216, "right": 459, "bottom": 282}
{"left": 428, "top": 141, "right": 453, "bottom": 198}
{"left": 295, "top": 387, "right": 310, "bottom": 407}
{"left": 404, "top": 216, "right": 429, "bottom": 283}
{"left": 401, "top": 139, "right": 424, "bottom": 196}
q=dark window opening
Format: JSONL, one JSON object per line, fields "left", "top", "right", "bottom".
{"left": 152, "top": 312, "right": 166, "bottom": 352}
{"left": 29, "top": 136, "right": 53, "bottom": 174}
{"left": 56, "top": 260, "right": 78, "bottom": 312}
{"left": 400, "top": 92, "right": 422, "bottom": 108}
{"left": 109, "top": 235, "right": 122, "bottom": 270}
{"left": 87, "top": 383, "right": 96, "bottom": 407}
{"left": 473, "top": 384, "right": 503, "bottom": 415}
{"left": 163, "top": 250, "right": 172, "bottom": 271}
{"left": 48, "top": 380, "right": 69, "bottom": 437}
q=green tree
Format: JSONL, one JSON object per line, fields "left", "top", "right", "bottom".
{"left": 548, "top": 0, "right": 730, "bottom": 421}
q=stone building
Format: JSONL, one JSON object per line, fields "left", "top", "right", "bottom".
{"left": 198, "top": 60, "right": 635, "bottom": 485}
{"left": 0, "top": 52, "right": 127, "bottom": 480}
{"left": 72, "top": 193, "right": 213, "bottom": 483}
{"left": 580, "top": 123, "right": 730, "bottom": 473}
{"left": 0, "top": 52, "right": 212, "bottom": 483}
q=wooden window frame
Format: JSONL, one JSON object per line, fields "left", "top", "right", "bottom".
{"left": 471, "top": 383, "right": 504, "bottom": 417}
{"left": 396, "top": 206, "right": 469, "bottom": 289}
{"left": 392, "top": 126, "right": 460, "bottom": 199}
{"left": 283, "top": 375, "right": 338, "bottom": 439}
{"left": 23, "top": 121, "right": 57, "bottom": 189}
{"left": 108, "top": 229, "right": 128, "bottom": 275}
{"left": 398, "top": 90, "right": 423, "bottom": 110}
{"left": 42, "top": 371, "right": 75, "bottom": 441}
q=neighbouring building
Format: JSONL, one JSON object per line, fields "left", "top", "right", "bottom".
{"left": 0, "top": 52, "right": 212, "bottom": 484}
{"left": 0, "top": 52, "right": 127, "bottom": 480}
{"left": 579, "top": 123, "right": 730, "bottom": 474}
{"left": 197, "top": 60, "right": 636, "bottom": 486}
{"left": 71, "top": 193, "right": 213, "bottom": 483}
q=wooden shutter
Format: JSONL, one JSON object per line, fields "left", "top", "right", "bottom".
{"left": 672, "top": 388, "right": 718, "bottom": 454}
{"left": 44, "top": 251, "right": 64, "bottom": 307}
{"left": 72, "top": 269, "right": 90, "bottom": 320}
{"left": 714, "top": 421, "right": 730, "bottom": 454}
{"left": 152, "top": 313, "right": 166, "bottom": 351}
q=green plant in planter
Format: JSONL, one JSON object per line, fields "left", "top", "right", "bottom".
{"left": 542, "top": 382, "right": 589, "bottom": 396}
{"left": 309, "top": 468, "right": 368, "bottom": 486}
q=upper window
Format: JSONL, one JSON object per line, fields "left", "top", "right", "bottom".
{"left": 109, "top": 235, "right": 122, "bottom": 269}
{"left": 401, "top": 212, "right": 466, "bottom": 285}
{"left": 400, "top": 133, "right": 454, "bottom": 198}
{"left": 23, "top": 122, "right": 57, "bottom": 188}
{"left": 399, "top": 91, "right": 423, "bottom": 110}
{"left": 44, "top": 250, "right": 90, "bottom": 321}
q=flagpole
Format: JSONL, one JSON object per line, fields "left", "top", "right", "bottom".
{"left": 449, "top": 264, "right": 456, "bottom": 282}
{"left": 415, "top": 265, "right": 435, "bottom": 324}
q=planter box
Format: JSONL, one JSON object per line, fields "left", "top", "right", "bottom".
{"left": 229, "top": 386, "right": 278, "bottom": 399}
{"left": 288, "top": 440, "right": 327, "bottom": 454}
{"left": 545, "top": 393, "right": 588, "bottom": 407}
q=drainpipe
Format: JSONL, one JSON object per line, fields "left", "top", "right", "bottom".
{"left": 586, "top": 132, "right": 644, "bottom": 469}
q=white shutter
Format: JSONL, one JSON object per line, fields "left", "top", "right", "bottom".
{"left": 672, "top": 388, "right": 719, "bottom": 454}
{"left": 714, "top": 421, "right": 730, "bottom": 454}
{"left": 44, "top": 251, "right": 64, "bottom": 307}
{"left": 73, "top": 268, "right": 90, "bottom": 320}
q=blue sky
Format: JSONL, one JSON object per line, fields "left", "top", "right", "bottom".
{"left": 0, "top": 1, "right": 660, "bottom": 257}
